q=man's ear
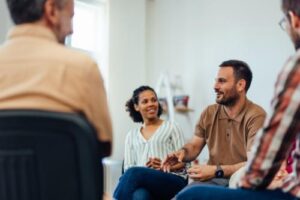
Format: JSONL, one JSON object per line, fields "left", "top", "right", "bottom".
{"left": 237, "top": 79, "right": 246, "bottom": 92}
{"left": 288, "top": 11, "right": 300, "bottom": 29}
{"left": 43, "top": 0, "right": 59, "bottom": 26}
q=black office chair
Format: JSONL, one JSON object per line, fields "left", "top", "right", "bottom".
{"left": 0, "top": 110, "right": 104, "bottom": 200}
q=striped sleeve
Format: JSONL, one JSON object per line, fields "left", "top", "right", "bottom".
{"left": 124, "top": 130, "right": 136, "bottom": 171}
{"left": 170, "top": 121, "right": 185, "bottom": 151}
{"left": 240, "top": 63, "right": 300, "bottom": 189}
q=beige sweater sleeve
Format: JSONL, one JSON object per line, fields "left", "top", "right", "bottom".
{"left": 84, "top": 61, "right": 113, "bottom": 143}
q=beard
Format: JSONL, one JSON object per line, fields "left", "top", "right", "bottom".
{"left": 295, "top": 38, "right": 300, "bottom": 50}
{"left": 289, "top": 27, "right": 300, "bottom": 50}
{"left": 215, "top": 89, "right": 240, "bottom": 106}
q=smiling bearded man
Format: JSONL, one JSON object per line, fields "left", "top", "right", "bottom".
{"left": 162, "top": 59, "right": 266, "bottom": 198}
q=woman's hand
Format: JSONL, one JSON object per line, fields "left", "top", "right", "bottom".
{"left": 146, "top": 157, "right": 162, "bottom": 170}
{"left": 162, "top": 149, "right": 186, "bottom": 172}
{"left": 170, "top": 162, "right": 186, "bottom": 172}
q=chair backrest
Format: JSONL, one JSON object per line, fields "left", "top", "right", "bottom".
{"left": 0, "top": 110, "right": 103, "bottom": 200}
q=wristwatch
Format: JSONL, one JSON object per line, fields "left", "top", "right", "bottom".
{"left": 215, "top": 164, "right": 224, "bottom": 178}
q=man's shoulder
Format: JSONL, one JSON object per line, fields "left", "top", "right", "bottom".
{"left": 203, "top": 103, "right": 220, "bottom": 114}
{"left": 51, "top": 44, "right": 96, "bottom": 66}
{"left": 197, "top": 104, "right": 220, "bottom": 123}
{"left": 245, "top": 100, "right": 266, "bottom": 117}
{"left": 47, "top": 44, "right": 100, "bottom": 77}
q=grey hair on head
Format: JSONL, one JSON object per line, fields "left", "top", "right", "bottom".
{"left": 6, "top": 0, "right": 68, "bottom": 24}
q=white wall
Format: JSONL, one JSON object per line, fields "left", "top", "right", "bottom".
{"left": 0, "top": 0, "right": 12, "bottom": 43}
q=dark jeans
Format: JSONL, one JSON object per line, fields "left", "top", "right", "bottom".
{"left": 189, "top": 178, "right": 229, "bottom": 187}
{"left": 175, "top": 185, "right": 298, "bottom": 200}
{"left": 113, "top": 167, "right": 187, "bottom": 200}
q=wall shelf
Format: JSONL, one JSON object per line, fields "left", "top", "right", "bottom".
{"left": 156, "top": 73, "right": 193, "bottom": 120}
{"left": 175, "top": 107, "right": 194, "bottom": 113}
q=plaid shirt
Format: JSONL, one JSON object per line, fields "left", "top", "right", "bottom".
{"left": 240, "top": 50, "right": 300, "bottom": 198}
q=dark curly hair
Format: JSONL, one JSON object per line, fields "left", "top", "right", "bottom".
{"left": 219, "top": 59, "right": 252, "bottom": 92}
{"left": 126, "top": 86, "right": 163, "bottom": 123}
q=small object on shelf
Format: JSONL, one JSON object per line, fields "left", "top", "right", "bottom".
{"left": 173, "top": 95, "right": 192, "bottom": 113}
{"left": 159, "top": 96, "right": 193, "bottom": 114}
{"left": 156, "top": 73, "right": 193, "bottom": 120}
{"left": 175, "top": 106, "right": 194, "bottom": 113}
{"left": 173, "top": 95, "right": 189, "bottom": 108}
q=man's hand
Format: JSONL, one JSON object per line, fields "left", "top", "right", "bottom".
{"left": 146, "top": 157, "right": 162, "bottom": 170}
{"left": 162, "top": 149, "right": 186, "bottom": 172}
{"left": 188, "top": 164, "right": 216, "bottom": 181}
{"left": 268, "top": 163, "right": 289, "bottom": 189}
{"left": 239, "top": 162, "right": 289, "bottom": 189}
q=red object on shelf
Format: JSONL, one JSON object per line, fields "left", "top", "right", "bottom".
{"left": 173, "top": 95, "right": 189, "bottom": 107}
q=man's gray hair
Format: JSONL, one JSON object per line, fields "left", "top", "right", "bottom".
{"left": 6, "top": 0, "right": 68, "bottom": 25}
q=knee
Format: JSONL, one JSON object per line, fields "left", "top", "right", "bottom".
{"left": 133, "top": 188, "right": 152, "bottom": 200}
{"left": 175, "top": 186, "right": 204, "bottom": 200}
{"left": 124, "top": 167, "right": 148, "bottom": 179}
{"left": 125, "top": 167, "right": 140, "bottom": 176}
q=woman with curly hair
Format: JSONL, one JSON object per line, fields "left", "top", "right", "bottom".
{"left": 113, "top": 85, "right": 188, "bottom": 200}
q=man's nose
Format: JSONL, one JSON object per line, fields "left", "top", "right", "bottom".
{"left": 214, "top": 82, "right": 220, "bottom": 90}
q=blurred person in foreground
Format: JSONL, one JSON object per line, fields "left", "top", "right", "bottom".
{"left": 1, "top": 0, "right": 112, "bottom": 155}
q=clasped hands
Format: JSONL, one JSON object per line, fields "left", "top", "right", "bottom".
{"left": 146, "top": 149, "right": 186, "bottom": 172}
{"left": 147, "top": 149, "right": 215, "bottom": 181}
{"left": 146, "top": 156, "right": 186, "bottom": 173}
{"left": 146, "top": 157, "right": 162, "bottom": 170}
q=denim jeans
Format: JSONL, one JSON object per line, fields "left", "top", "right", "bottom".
{"left": 175, "top": 185, "right": 298, "bottom": 200}
{"left": 132, "top": 188, "right": 152, "bottom": 200}
{"left": 113, "top": 167, "right": 187, "bottom": 200}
